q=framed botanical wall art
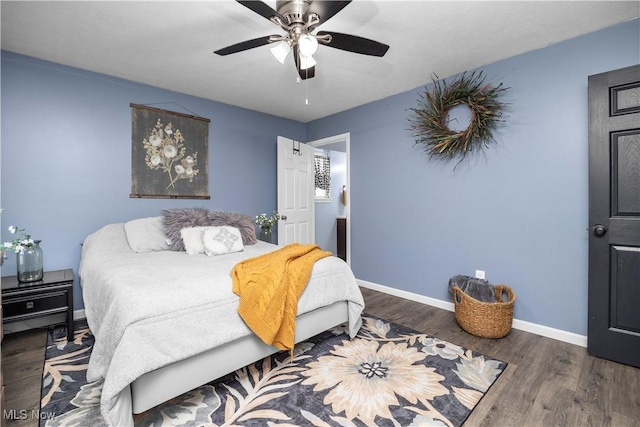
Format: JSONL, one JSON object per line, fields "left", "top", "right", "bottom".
{"left": 130, "top": 104, "right": 210, "bottom": 199}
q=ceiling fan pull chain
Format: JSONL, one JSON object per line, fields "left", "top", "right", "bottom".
{"left": 305, "top": 71, "right": 309, "bottom": 105}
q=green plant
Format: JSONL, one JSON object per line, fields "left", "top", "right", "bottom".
{"left": 1, "top": 225, "right": 36, "bottom": 254}
{"left": 255, "top": 212, "right": 281, "bottom": 231}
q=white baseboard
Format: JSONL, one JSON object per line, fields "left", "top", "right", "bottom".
{"left": 357, "top": 279, "right": 588, "bottom": 348}
{"left": 74, "top": 309, "right": 86, "bottom": 320}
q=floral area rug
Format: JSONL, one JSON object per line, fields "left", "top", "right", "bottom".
{"left": 40, "top": 316, "right": 506, "bottom": 426}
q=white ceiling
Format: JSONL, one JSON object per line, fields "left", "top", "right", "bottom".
{"left": 2, "top": 1, "right": 638, "bottom": 122}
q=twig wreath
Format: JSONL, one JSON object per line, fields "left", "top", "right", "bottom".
{"left": 409, "top": 71, "right": 509, "bottom": 162}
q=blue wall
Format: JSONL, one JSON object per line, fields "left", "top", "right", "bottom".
{"left": 0, "top": 52, "right": 306, "bottom": 310}
{"left": 2, "top": 19, "right": 638, "bottom": 335}
{"left": 307, "top": 19, "right": 640, "bottom": 335}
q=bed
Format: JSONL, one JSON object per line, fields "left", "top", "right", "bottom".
{"left": 79, "top": 215, "right": 365, "bottom": 427}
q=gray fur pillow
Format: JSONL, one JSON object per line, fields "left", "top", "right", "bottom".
{"left": 209, "top": 210, "right": 257, "bottom": 245}
{"left": 162, "top": 207, "right": 213, "bottom": 251}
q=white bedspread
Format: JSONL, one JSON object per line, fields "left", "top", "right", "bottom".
{"left": 79, "top": 223, "right": 364, "bottom": 427}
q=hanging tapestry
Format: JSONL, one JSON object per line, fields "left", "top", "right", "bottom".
{"left": 130, "top": 104, "right": 210, "bottom": 199}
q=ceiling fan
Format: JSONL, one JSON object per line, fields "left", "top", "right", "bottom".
{"left": 214, "top": 0, "right": 390, "bottom": 80}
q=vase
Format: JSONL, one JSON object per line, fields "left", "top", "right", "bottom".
{"left": 17, "top": 240, "right": 44, "bottom": 282}
{"left": 260, "top": 229, "right": 272, "bottom": 243}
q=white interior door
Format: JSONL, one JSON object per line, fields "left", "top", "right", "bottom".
{"left": 277, "top": 136, "right": 314, "bottom": 245}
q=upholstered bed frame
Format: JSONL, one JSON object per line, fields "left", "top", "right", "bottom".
{"left": 80, "top": 216, "right": 364, "bottom": 426}
{"left": 128, "top": 301, "right": 348, "bottom": 415}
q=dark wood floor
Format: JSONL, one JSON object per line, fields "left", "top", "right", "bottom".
{"left": 2, "top": 287, "right": 639, "bottom": 426}
{"left": 2, "top": 327, "right": 47, "bottom": 427}
{"left": 361, "top": 288, "right": 639, "bottom": 426}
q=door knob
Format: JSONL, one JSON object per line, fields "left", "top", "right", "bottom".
{"left": 280, "top": 215, "right": 287, "bottom": 221}
{"left": 593, "top": 224, "right": 607, "bottom": 236}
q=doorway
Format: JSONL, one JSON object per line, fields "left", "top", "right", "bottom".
{"left": 308, "top": 133, "right": 350, "bottom": 264}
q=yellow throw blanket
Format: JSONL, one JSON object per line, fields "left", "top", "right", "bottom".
{"left": 231, "top": 243, "right": 332, "bottom": 352}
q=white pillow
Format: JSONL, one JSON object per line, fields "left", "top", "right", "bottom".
{"left": 124, "top": 217, "right": 170, "bottom": 253}
{"left": 180, "top": 226, "right": 209, "bottom": 255}
{"left": 202, "top": 226, "right": 244, "bottom": 256}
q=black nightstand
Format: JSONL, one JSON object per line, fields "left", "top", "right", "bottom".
{"left": 1, "top": 269, "right": 74, "bottom": 340}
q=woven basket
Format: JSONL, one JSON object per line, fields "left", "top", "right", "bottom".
{"left": 451, "top": 285, "right": 516, "bottom": 339}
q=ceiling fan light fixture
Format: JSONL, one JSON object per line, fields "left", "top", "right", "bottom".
{"left": 299, "top": 53, "right": 316, "bottom": 70}
{"left": 270, "top": 40, "right": 291, "bottom": 64}
{"left": 298, "top": 34, "right": 318, "bottom": 56}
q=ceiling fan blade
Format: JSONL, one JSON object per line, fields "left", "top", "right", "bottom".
{"left": 305, "top": 1, "right": 352, "bottom": 26}
{"left": 214, "top": 35, "right": 275, "bottom": 55}
{"left": 236, "top": 0, "right": 285, "bottom": 23}
{"left": 317, "top": 31, "right": 389, "bottom": 57}
{"left": 293, "top": 47, "right": 316, "bottom": 80}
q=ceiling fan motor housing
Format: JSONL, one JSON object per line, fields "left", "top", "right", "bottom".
{"left": 276, "top": 0, "right": 312, "bottom": 25}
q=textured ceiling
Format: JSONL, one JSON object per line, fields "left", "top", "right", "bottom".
{"left": 2, "top": 1, "right": 638, "bottom": 122}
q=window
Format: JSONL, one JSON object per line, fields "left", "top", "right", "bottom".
{"left": 314, "top": 152, "right": 331, "bottom": 200}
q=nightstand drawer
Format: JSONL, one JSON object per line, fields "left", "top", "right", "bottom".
{"left": 2, "top": 269, "right": 75, "bottom": 340}
{"left": 3, "top": 291, "right": 68, "bottom": 319}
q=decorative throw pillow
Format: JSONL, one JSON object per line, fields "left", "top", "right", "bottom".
{"left": 124, "top": 217, "right": 170, "bottom": 252}
{"left": 202, "top": 226, "right": 244, "bottom": 256}
{"left": 180, "top": 226, "right": 211, "bottom": 255}
{"left": 162, "top": 207, "right": 213, "bottom": 251}
{"left": 209, "top": 211, "right": 257, "bottom": 245}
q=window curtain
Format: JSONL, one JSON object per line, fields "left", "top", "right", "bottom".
{"left": 314, "top": 154, "right": 330, "bottom": 198}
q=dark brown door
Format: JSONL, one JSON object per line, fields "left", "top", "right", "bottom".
{"left": 588, "top": 64, "right": 640, "bottom": 368}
